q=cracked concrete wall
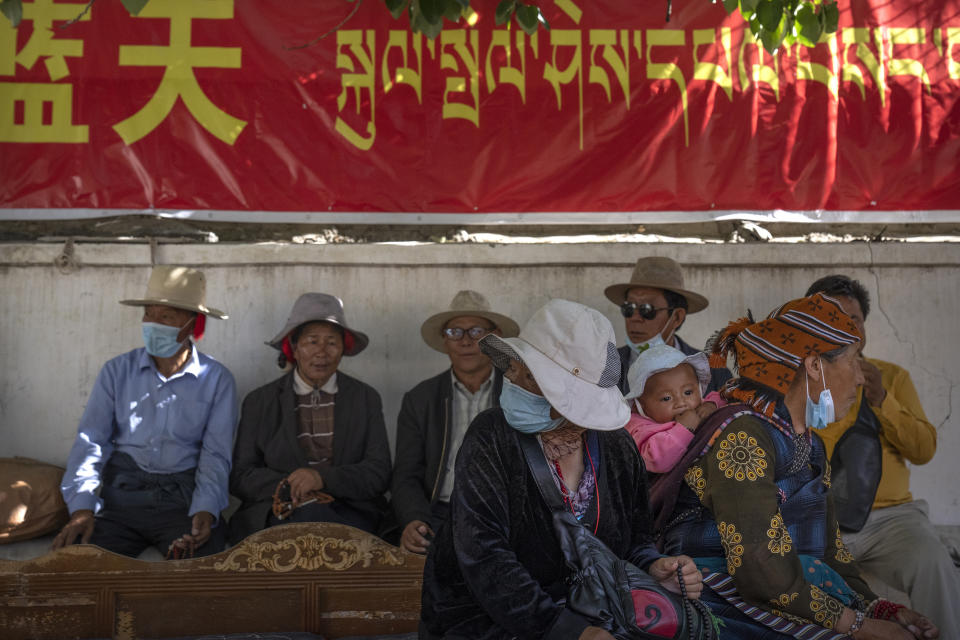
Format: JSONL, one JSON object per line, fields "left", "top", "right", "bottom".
{"left": 1, "top": 241, "right": 958, "bottom": 524}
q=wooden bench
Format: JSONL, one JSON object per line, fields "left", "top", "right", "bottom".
{"left": 0, "top": 523, "right": 425, "bottom": 639}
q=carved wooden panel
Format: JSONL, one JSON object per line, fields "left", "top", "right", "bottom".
{"left": 0, "top": 523, "right": 425, "bottom": 639}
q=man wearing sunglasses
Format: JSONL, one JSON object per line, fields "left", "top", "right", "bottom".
{"left": 604, "top": 257, "right": 731, "bottom": 396}
{"left": 391, "top": 290, "right": 519, "bottom": 554}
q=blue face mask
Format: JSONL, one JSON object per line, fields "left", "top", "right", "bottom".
{"left": 805, "top": 357, "right": 835, "bottom": 429}
{"left": 627, "top": 332, "right": 666, "bottom": 355}
{"left": 142, "top": 321, "right": 189, "bottom": 358}
{"left": 500, "top": 378, "right": 565, "bottom": 434}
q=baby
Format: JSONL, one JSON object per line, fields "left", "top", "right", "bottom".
{"left": 624, "top": 344, "right": 725, "bottom": 474}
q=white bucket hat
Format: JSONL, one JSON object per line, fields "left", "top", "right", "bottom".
{"left": 624, "top": 343, "right": 711, "bottom": 401}
{"left": 479, "top": 299, "right": 629, "bottom": 431}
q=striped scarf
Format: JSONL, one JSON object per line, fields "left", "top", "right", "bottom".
{"left": 709, "top": 293, "right": 861, "bottom": 416}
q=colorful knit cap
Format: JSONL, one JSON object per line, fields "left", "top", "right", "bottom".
{"left": 709, "top": 293, "right": 862, "bottom": 416}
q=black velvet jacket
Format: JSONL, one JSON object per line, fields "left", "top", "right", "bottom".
{"left": 228, "top": 370, "right": 391, "bottom": 544}
{"left": 391, "top": 367, "right": 504, "bottom": 529}
{"left": 420, "top": 409, "right": 661, "bottom": 640}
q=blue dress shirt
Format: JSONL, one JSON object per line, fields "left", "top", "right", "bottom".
{"left": 61, "top": 346, "right": 238, "bottom": 519}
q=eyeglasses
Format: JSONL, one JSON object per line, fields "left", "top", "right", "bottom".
{"left": 443, "top": 326, "right": 493, "bottom": 341}
{"left": 620, "top": 302, "right": 673, "bottom": 320}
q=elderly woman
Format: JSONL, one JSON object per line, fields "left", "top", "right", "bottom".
{"left": 658, "top": 294, "right": 938, "bottom": 640}
{"left": 420, "top": 299, "right": 703, "bottom": 640}
{"left": 229, "top": 293, "right": 391, "bottom": 543}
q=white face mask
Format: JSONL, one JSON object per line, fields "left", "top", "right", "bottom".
{"left": 805, "top": 356, "right": 835, "bottom": 429}
{"left": 627, "top": 332, "right": 666, "bottom": 355}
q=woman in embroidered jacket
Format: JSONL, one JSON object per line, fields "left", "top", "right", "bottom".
{"left": 420, "top": 299, "right": 703, "bottom": 640}
{"left": 660, "top": 294, "right": 937, "bottom": 640}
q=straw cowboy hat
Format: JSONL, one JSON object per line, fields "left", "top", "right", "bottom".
{"left": 480, "top": 299, "right": 629, "bottom": 431}
{"left": 604, "top": 257, "right": 709, "bottom": 314}
{"left": 624, "top": 343, "right": 712, "bottom": 402}
{"left": 120, "top": 265, "right": 227, "bottom": 319}
{"left": 421, "top": 290, "right": 520, "bottom": 353}
{"left": 267, "top": 293, "right": 369, "bottom": 357}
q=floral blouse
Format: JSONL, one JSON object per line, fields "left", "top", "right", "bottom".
{"left": 684, "top": 414, "right": 876, "bottom": 629}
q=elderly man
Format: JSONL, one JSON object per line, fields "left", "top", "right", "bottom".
{"left": 391, "top": 290, "right": 519, "bottom": 554}
{"left": 605, "top": 257, "right": 730, "bottom": 395}
{"left": 53, "top": 266, "right": 237, "bottom": 558}
{"left": 806, "top": 274, "right": 959, "bottom": 637}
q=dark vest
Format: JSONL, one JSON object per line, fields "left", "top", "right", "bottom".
{"left": 663, "top": 413, "right": 829, "bottom": 561}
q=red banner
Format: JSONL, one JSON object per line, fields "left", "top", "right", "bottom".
{"left": 1, "top": 0, "right": 959, "bottom": 216}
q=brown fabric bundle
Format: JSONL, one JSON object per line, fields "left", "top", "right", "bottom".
{"left": 709, "top": 293, "right": 862, "bottom": 416}
{"left": 0, "top": 457, "right": 69, "bottom": 543}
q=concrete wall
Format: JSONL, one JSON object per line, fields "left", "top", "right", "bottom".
{"left": 2, "top": 241, "right": 958, "bottom": 524}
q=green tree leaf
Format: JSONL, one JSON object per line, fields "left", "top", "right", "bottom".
{"left": 796, "top": 2, "right": 821, "bottom": 47}
{"left": 741, "top": 0, "right": 760, "bottom": 12}
{"left": 442, "top": 0, "right": 462, "bottom": 22}
{"left": 418, "top": 0, "right": 444, "bottom": 24}
{"left": 757, "top": 0, "right": 783, "bottom": 32}
{"left": 515, "top": 4, "right": 538, "bottom": 35}
{"left": 0, "top": 0, "right": 22, "bottom": 26}
{"left": 722, "top": 0, "right": 739, "bottom": 13}
{"left": 823, "top": 1, "right": 839, "bottom": 33}
{"left": 385, "top": 0, "right": 410, "bottom": 20}
{"left": 121, "top": 0, "right": 150, "bottom": 16}
{"left": 495, "top": 0, "right": 515, "bottom": 26}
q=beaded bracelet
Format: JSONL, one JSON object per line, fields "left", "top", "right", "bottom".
{"left": 848, "top": 608, "right": 866, "bottom": 635}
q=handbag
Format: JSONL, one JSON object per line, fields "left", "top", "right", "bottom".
{"left": 830, "top": 396, "right": 882, "bottom": 532}
{"left": 519, "top": 434, "right": 715, "bottom": 640}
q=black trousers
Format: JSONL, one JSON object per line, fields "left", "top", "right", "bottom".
{"left": 86, "top": 452, "right": 226, "bottom": 558}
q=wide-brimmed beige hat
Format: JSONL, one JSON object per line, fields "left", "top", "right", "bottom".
{"left": 267, "top": 293, "right": 369, "bottom": 357}
{"left": 604, "top": 257, "right": 708, "bottom": 314}
{"left": 120, "top": 265, "right": 227, "bottom": 319}
{"left": 479, "top": 299, "right": 629, "bottom": 431}
{"left": 421, "top": 290, "right": 520, "bottom": 353}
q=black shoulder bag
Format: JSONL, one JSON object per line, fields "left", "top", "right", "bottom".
{"left": 829, "top": 397, "right": 883, "bottom": 532}
{"left": 519, "top": 434, "right": 715, "bottom": 640}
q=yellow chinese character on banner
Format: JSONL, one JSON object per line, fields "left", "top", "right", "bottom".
{"left": 112, "top": 0, "right": 246, "bottom": 146}
{"left": 0, "top": 0, "right": 89, "bottom": 143}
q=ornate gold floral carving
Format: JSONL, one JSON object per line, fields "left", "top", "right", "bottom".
{"left": 213, "top": 534, "right": 405, "bottom": 572}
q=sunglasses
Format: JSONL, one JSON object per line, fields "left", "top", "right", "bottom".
{"left": 443, "top": 326, "right": 493, "bottom": 341}
{"left": 620, "top": 302, "right": 673, "bottom": 320}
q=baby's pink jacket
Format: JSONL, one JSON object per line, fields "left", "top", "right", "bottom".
{"left": 625, "top": 392, "right": 726, "bottom": 474}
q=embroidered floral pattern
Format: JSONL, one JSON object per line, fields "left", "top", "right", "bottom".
{"left": 685, "top": 465, "right": 706, "bottom": 500}
{"left": 835, "top": 528, "right": 854, "bottom": 563}
{"left": 771, "top": 592, "right": 799, "bottom": 608}
{"left": 822, "top": 460, "right": 832, "bottom": 488}
{"left": 716, "top": 430, "right": 768, "bottom": 481}
{"left": 809, "top": 584, "right": 843, "bottom": 627}
{"left": 717, "top": 520, "right": 744, "bottom": 575}
{"left": 766, "top": 513, "right": 793, "bottom": 556}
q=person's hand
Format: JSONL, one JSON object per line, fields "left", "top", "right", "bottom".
{"left": 400, "top": 520, "right": 434, "bottom": 554}
{"left": 578, "top": 626, "right": 616, "bottom": 640}
{"left": 696, "top": 402, "right": 719, "bottom": 421}
{"left": 894, "top": 607, "right": 939, "bottom": 639}
{"left": 287, "top": 467, "right": 324, "bottom": 502}
{"left": 860, "top": 359, "right": 887, "bottom": 407}
{"left": 179, "top": 511, "right": 213, "bottom": 548}
{"left": 648, "top": 556, "right": 702, "bottom": 599}
{"left": 51, "top": 509, "right": 95, "bottom": 550}
{"left": 852, "top": 618, "right": 915, "bottom": 640}
{"left": 675, "top": 409, "right": 701, "bottom": 432}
